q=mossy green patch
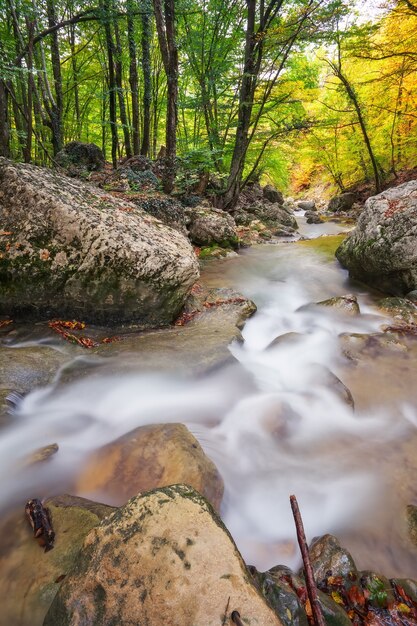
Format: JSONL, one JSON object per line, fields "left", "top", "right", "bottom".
{"left": 298, "top": 234, "right": 347, "bottom": 258}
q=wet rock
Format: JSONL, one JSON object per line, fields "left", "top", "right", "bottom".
{"left": 55, "top": 141, "right": 105, "bottom": 174}
{"left": 186, "top": 205, "right": 239, "bottom": 248}
{"left": 44, "top": 485, "right": 282, "bottom": 626}
{"left": 313, "top": 366, "right": 354, "bottom": 408}
{"left": 339, "top": 332, "right": 408, "bottom": 361}
{"left": 391, "top": 578, "right": 417, "bottom": 604}
{"left": 76, "top": 423, "right": 224, "bottom": 510}
{"left": 27, "top": 442, "right": 59, "bottom": 464}
{"left": 407, "top": 505, "right": 417, "bottom": 546}
{"left": 305, "top": 211, "right": 323, "bottom": 224}
{"left": 317, "top": 294, "right": 360, "bottom": 315}
{"left": 406, "top": 290, "right": 417, "bottom": 303}
{"left": 328, "top": 193, "right": 356, "bottom": 213}
{"left": 377, "top": 297, "right": 417, "bottom": 324}
{"left": 0, "top": 495, "right": 115, "bottom": 626}
{"left": 263, "top": 565, "right": 352, "bottom": 626}
{"left": 263, "top": 184, "right": 284, "bottom": 205}
{"left": 359, "top": 571, "right": 394, "bottom": 609}
{"left": 297, "top": 201, "right": 316, "bottom": 211}
{"left": 0, "top": 158, "right": 199, "bottom": 325}
{"left": 246, "top": 202, "right": 298, "bottom": 230}
{"left": 306, "top": 534, "right": 357, "bottom": 586}
{"left": 0, "top": 344, "right": 70, "bottom": 395}
{"left": 266, "top": 332, "right": 304, "bottom": 350}
{"left": 335, "top": 180, "right": 417, "bottom": 295}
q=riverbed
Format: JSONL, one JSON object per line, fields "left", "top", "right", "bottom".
{"left": 1, "top": 215, "right": 417, "bottom": 579}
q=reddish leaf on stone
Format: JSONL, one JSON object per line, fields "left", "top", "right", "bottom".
{"left": 49, "top": 320, "right": 85, "bottom": 331}
{"left": 101, "top": 336, "right": 121, "bottom": 344}
{"left": 348, "top": 585, "right": 366, "bottom": 608}
{"left": 77, "top": 337, "right": 99, "bottom": 349}
{"left": 0, "top": 231, "right": 13, "bottom": 236}
{"left": 0, "top": 319, "right": 13, "bottom": 329}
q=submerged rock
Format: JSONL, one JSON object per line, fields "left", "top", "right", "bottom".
{"left": 0, "top": 495, "right": 115, "bottom": 626}
{"left": 0, "top": 158, "right": 199, "bottom": 325}
{"left": 76, "top": 423, "right": 224, "bottom": 510}
{"left": 44, "top": 485, "right": 283, "bottom": 626}
{"left": 336, "top": 180, "right": 417, "bottom": 295}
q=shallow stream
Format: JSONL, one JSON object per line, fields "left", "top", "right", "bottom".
{"left": 1, "top": 215, "right": 417, "bottom": 578}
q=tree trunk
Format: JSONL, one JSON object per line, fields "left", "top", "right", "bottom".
{"left": 46, "top": 0, "right": 63, "bottom": 154}
{"left": 141, "top": 0, "right": 152, "bottom": 156}
{"left": 113, "top": 2, "right": 132, "bottom": 157}
{"left": 218, "top": 0, "right": 256, "bottom": 211}
{"left": 0, "top": 81, "right": 10, "bottom": 158}
{"left": 127, "top": 0, "right": 140, "bottom": 154}
{"left": 153, "top": 0, "right": 178, "bottom": 193}
{"left": 101, "top": 0, "right": 119, "bottom": 167}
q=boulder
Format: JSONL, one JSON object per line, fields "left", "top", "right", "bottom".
{"left": 186, "top": 205, "right": 239, "bottom": 248}
{"left": 0, "top": 158, "right": 199, "bottom": 325}
{"left": 76, "top": 423, "right": 224, "bottom": 511}
{"left": 306, "top": 534, "right": 357, "bottom": 586}
{"left": 0, "top": 495, "right": 115, "bottom": 626}
{"left": 55, "top": 141, "right": 105, "bottom": 173}
{"left": 297, "top": 201, "right": 316, "bottom": 211}
{"left": 305, "top": 211, "right": 323, "bottom": 224}
{"left": 246, "top": 202, "right": 298, "bottom": 230}
{"left": 335, "top": 181, "right": 417, "bottom": 295}
{"left": 44, "top": 485, "right": 283, "bottom": 626}
{"left": 263, "top": 184, "right": 284, "bottom": 205}
{"left": 328, "top": 192, "right": 356, "bottom": 212}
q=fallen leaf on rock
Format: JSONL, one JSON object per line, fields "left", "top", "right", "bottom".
{"left": 49, "top": 320, "right": 86, "bottom": 330}
{"left": 0, "top": 231, "right": 13, "bottom": 236}
{"left": 101, "top": 336, "right": 121, "bottom": 344}
{"left": 0, "top": 319, "right": 13, "bottom": 329}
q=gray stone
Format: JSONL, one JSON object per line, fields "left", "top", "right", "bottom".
{"left": 336, "top": 180, "right": 417, "bottom": 295}
{"left": 297, "top": 201, "right": 316, "bottom": 211}
{"left": 317, "top": 294, "right": 360, "bottom": 316}
{"left": 328, "top": 193, "right": 356, "bottom": 212}
{"left": 306, "top": 534, "right": 357, "bottom": 585}
{"left": 305, "top": 211, "right": 323, "bottom": 224}
{"left": 186, "top": 205, "right": 239, "bottom": 248}
{"left": 246, "top": 201, "right": 298, "bottom": 230}
{"left": 0, "top": 158, "right": 199, "bottom": 325}
{"left": 263, "top": 184, "right": 284, "bottom": 205}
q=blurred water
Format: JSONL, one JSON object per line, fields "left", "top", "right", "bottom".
{"left": 1, "top": 236, "right": 417, "bottom": 576}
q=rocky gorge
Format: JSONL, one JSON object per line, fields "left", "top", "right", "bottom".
{"left": 1, "top": 152, "right": 417, "bottom": 625}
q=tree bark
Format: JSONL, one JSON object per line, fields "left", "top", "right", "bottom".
{"left": 101, "top": 0, "right": 119, "bottom": 167}
{"left": 0, "top": 81, "right": 10, "bottom": 158}
{"left": 141, "top": 0, "right": 152, "bottom": 156}
{"left": 153, "top": 0, "right": 178, "bottom": 193}
{"left": 46, "top": 0, "right": 64, "bottom": 154}
{"left": 127, "top": 0, "right": 140, "bottom": 154}
{"left": 113, "top": 1, "right": 133, "bottom": 157}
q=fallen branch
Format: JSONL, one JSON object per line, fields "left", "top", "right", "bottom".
{"left": 290, "top": 495, "right": 325, "bottom": 626}
{"left": 231, "top": 610, "right": 244, "bottom": 626}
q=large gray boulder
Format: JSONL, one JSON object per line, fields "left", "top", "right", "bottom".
{"left": 0, "top": 159, "right": 199, "bottom": 325}
{"left": 44, "top": 485, "right": 283, "bottom": 626}
{"left": 336, "top": 180, "right": 417, "bottom": 295}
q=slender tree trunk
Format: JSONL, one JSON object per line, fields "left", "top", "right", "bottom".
{"left": 101, "top": 0, "right": 119, "bottom": 167}
{"left": 219, "top": 0, "right": 257, "bottom": 210}
{"left": 141, "top": 0, "right": 152, "bottom": 156}
{"left": 127, "top": 0, "right": 140, "bottom": 154}
{"left": 153, "top": 0, "right": 178, "bottom": 193}
{"left": 69, "top": 20, "right": 81, "bottom": 137}
{"left": 0, "top": 81, "right": 10, "bottom": 157}
{"left": 23, "top": 19, "right": 35, "bottom": 162}
{"left": 113, "top": 2, "right": 132, "bottom": 157}
{"left": 46, "top": 0, "right": 64, "bottom": 153}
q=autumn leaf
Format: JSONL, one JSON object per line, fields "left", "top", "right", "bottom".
{"left": 331, "top": 590, "right": 345, "bottom": 605}
{"left": 0, "top": 319, "right": 13, "bottom": 329}
{"left": 348, "top": 585, "right": 366, "bottom": 608}
{"left": 101, "top": 336, "right": 121, "bottom": 344}
{"left": 0, "top": 231, "right": 13, "bottom": 236}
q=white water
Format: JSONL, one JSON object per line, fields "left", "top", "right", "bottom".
{"left": 1, "top": 228, "right": 417, "bottom": 576}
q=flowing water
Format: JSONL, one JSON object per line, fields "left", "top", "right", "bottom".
{"left": 1, "top": 215, "right": 417, "bottom": 578}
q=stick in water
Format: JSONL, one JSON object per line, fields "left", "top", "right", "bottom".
{"left": 290, "top": 495, "right": 325, "bottom": 626}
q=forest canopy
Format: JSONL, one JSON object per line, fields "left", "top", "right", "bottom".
{"left": 0, "top": 0, "right": 416, "bottom": 203}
